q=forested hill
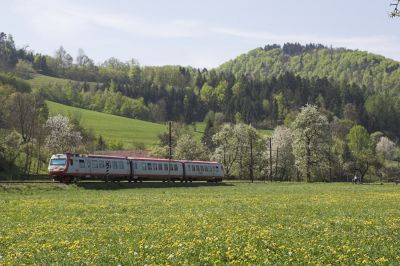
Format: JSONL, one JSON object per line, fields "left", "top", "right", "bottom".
{"left": 1, "top": 33, "right": 400, "bottom": 139}
{"left": 218, "top": 43, "right": 400, "bottom": 94}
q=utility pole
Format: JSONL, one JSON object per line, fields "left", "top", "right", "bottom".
{"left": 249, "top": 133, "right": 254, "bottom": 183}
{"left": 168, "top": 121, "right": 172, "bottom": 177}
{"left": 269, "top": 138, "right": 272, "bottom": 182}
{"left": 168, "top": 121, "right": 172, "bottom": 160}
{"left": 275, "top": 147, "right": 279, "bottom": 181}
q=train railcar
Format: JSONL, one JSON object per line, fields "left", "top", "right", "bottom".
{"left": 48, "top": 153, "right": 130, "bottom": 183}
{"left": 48, "top": 153, "right": 224, "bottom": 183}
{"left": 129, "top": 158, "right": 224, "bottom": 182}
{"left": 130, "top": 158, "right": 184, "bottom": 182}
{"left": 182, "top": 160, "right": 223, "bottom": 182}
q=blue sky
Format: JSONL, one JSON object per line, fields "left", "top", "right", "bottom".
{"left": 1, "top": 0, "right": 399, "bottom": 68}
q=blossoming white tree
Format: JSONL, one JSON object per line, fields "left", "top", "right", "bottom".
{"left": 212, "top": 124, "right": 239, "bottom": 178}
{"left": 174, "top": 134, "right": 209, "bottom": 161}
{"left": 268, "top": 126, "right": 295, "bottom": 181}
{"left": 376, "top": 136, "right": 396, "bottom": 160}
{"left": 292, "top": 105, "right": 330, "bottom": 182}
{"left": 45, "top": 115, "right": 82, "bottom": 153}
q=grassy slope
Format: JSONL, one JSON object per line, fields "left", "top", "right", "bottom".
{"left": 47, "top": 101, "right": 271, "bottom": 149}
{"left": 31, "top": 73, "right": 272, "bottom": 146}
{"left": 28, "top": 73, "right": 99, "bottom": 89}
{"left": 47, "top": 101, "right": 167, "bottom": 148}
{"left": 1, "top": 182, "right": 399, "bottom": 264}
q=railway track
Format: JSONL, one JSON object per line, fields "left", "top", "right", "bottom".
{"left": 0, "top": 180, "right": 225, "bottom": 184}
{"left": 0, "top": 180, "right": 99, "bottom": 184}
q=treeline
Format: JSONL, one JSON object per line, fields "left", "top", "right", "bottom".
{"left": 219, "top": 43, "right": 400, "bottom": 94}
{"left": 0, "top": 75, "right": 99, "bottom": 177}
{"left": 2, "top": 33, "right": 400, "bottom": 140}
{"left": 32, "top": 70, "right": 400, "bottom": 140}
{"left": 3, "top": 32, "right": 400, "bottom": 138}
{"left": 152, "top": 105, "right": 400, "bottom": 182}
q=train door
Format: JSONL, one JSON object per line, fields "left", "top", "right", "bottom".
{"left": 105, "top": 160, "right": 111, "bottom": 181}
{"left": 86, "top": 158, "right": 92, "bottom": 176}
{"left": 78, "top": 158, "right": 85, "bottom": 176}
{"left": 182, "top": 162, "right": 186, "bottom": 180}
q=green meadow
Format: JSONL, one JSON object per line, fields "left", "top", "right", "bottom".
{"left": 0, "top": 182, "right": 399, "bottom": 265}
{"left": 47, "top": 101, "right": 168, "bottom": 148}
{"left": 47, "top": 101, "right": 270, "bottom": 149}
{"left": 28, "top": 73, "right": 99, "bottom": 89}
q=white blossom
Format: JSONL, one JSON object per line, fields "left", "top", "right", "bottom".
{"left": 45, "top": 115, "right": 82, "bottom": 153}
{"left": 292, "top": 105, "right": 331, "bottom": 182}
{"left": 376, "top": 136, "right": 396, "bottom": 160}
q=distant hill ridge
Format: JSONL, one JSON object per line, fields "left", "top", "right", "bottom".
{"left": 218, "top": 43, "right": 400, "bottom": 93}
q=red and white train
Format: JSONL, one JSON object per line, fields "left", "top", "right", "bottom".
{"left": 48, "top": 153, "right": 224, "bottom": 183}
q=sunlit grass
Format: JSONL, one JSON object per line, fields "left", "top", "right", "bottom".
{"left": 47, "top": 101, "right": 203, "bottom": 149}
{"left": 28, "top": 73, "right": 99, "bottom": 89}
{"left": 1, "top": 182, "right": 399, "bottom": 265}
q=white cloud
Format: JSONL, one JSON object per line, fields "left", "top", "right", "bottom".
{"left": 8, "top": 0, "right": 400, "bottom": 66}
{"left": 13, "top": 0, "right": 208, "bottom": 39}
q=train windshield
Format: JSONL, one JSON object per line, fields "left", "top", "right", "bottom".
{"left": 50, "top": 159, "right": 66, "bottom": 165}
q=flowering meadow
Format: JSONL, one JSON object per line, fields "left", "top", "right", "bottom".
{"left": 0, "top": 182, "right": 399, "bottom": 265}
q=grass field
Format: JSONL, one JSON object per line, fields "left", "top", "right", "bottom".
{"left": 47, "top": 101, "right": 166, "bottom": 148}
{"left": 47, "top": 101, "right": 204, "bottom": 149}
{"left": 47, "top": 101, "right": 270, "bottom": 149}
{"left": 28, "top": 74, "right": 99, "bottom": 89}
{"left": 0, "top": 182, "right": 399, "bottom": 265}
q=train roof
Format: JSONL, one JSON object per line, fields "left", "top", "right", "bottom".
{"left": 60, "top": 153, "right": 221, "bottom": 164}
{"left": 66, "top": 153, "right": 127, "bottom": 160}
{"left": 128, "top": 157, "right": 220, "bottom": 164}
{"left": 87, "top": 155, "right": 127, "bottom": 159}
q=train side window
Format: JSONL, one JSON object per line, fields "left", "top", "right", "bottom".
{"left": 87, "top": 161, "right": 91, "bottom": 168}
{"left": 215, "top": 166, "right": 219, "bottom": 172}
{"left": 196, "top": 165, "right": 200, "bottom": 171}
{"left": 192, "top": 165, "right": 195, "bottom": 171}
{"left": 174, "top": 164, "right": 178, "bottom": 171}
{"left": 79, "top": 159, "right": 85, "bottom": 168}
{"left": 164, "top": 164, "right": 168, "bottom": 171}
{"left": 147, "top": 163, "right": 152, "bottom": 170}
{"left": 205, "top": 166, "right": 208, "bottom": 172}
{"left": 92, "top": 160, "right": 98, "bottom": 168}
{"left": 209, "top": 166, "right": 212, "bottom": 172}
{"left": 200, "top": 165, "right": 204, "bottom": 172}
{"left": 142, "top": 163, "right": 147, "bottom": 170}
{"left": 158, "top": 163, "right": 162, "bottom": 170}
{"left": 99, "top": 161, "right": 105, "bottom": 168}
{"left": 112, "top": 161, "right": 117, "bottom": 169}
{"left": 152, "top": 163, "right": 157, "bottom": 170}
{"left": 134, "top": 163, "right": 138, "bottom": 169}
{"left": 118, "top": 161, "right": 124, "bottom": 169}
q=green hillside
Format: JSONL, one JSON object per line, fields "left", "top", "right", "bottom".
{"left": 218, "top": 45, "right": 400, "bottom": 93}
{"left": 47, "top": 101, "right": 169, "bottom": 149}
{"left": 47, "top": 101, "right": 271, "bottom": 149}
{"left": 28, "top": 73, "right": 99, "bottom": 89}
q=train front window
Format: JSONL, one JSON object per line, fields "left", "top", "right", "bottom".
{"left": 50, "top": 159, "right": 66, "bottom": 165}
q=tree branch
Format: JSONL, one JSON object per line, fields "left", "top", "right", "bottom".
{"left": 390, "top": 0, "right": 400, "bottom": 17}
